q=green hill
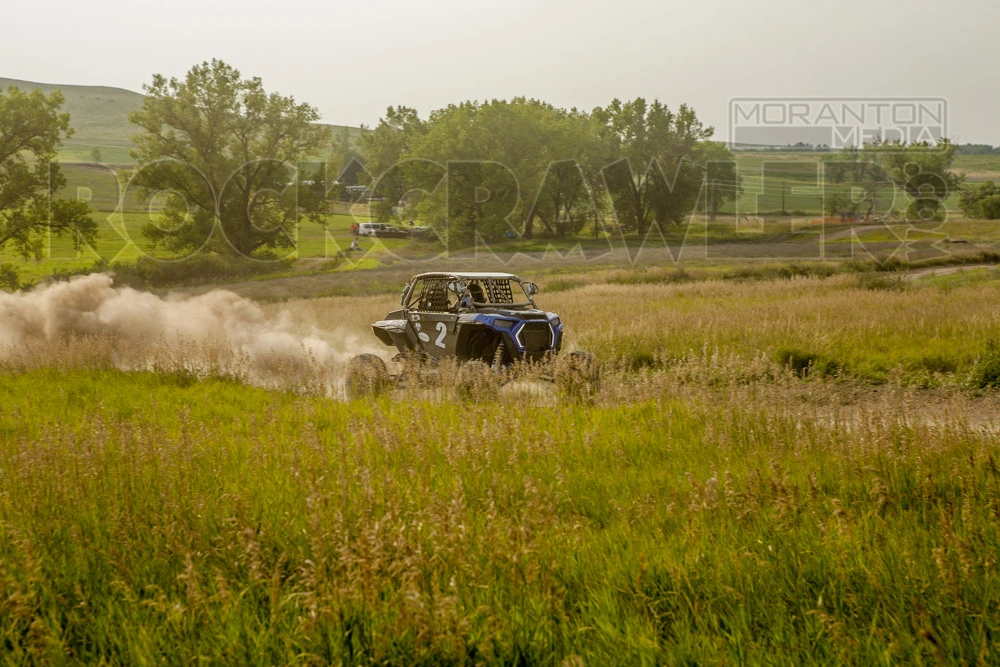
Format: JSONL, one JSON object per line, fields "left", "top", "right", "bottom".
{"left": 0, "top": 77, "right": 144, "bottom": 164}
{"left": 1, "top": 77, "right": 360, "bottom": 165}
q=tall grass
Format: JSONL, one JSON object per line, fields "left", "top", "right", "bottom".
{"left": 2, "top": 272, "right": 1000, "bottom": 662}
{"left": 1, "top": 369, "right": 999, "bottom": 663}
{"left": 543, "top": 273, "right": 1000, "bottom": 386}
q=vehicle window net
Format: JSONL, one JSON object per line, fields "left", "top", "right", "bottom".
{"left": 410, "top": 279, "right": 452, "bottom": 312}
{"left": 479, "top": 279, "right": 514, "bottom": 304}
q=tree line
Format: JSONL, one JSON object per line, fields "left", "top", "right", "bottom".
{"left": 0, "top": 60, "right": 743, "bottom": 259}
{"left": 0, "top": 59, "right": 990, "bottom": 266}
{"left": 354, "top": 97, "right": 742, "bottom": 245}
{"left": 821, "top": 142, "right": 965, "bottom": 221}
{"left": 955, "top": 143, "right": 1000, "bottom": 155}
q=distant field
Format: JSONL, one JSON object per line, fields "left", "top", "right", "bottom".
{"left": 952, "top": 153, "right": 1000, "bottom": 181}
{"left": 60, "top": 163, "right": 145, "bottom": 211}
{"left": 953, "top": 153, "right": 1000, "bottom": 173}
{"left": 726, "top": 151, "right": 978, "bottom": 218}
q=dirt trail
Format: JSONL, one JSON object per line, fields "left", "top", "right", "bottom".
{"left": 905, "top": 263, "right": 999, "bottom": 280}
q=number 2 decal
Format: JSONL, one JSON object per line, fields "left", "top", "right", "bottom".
{"left": 434, "top": 321, "right": 448, "bottom": 348}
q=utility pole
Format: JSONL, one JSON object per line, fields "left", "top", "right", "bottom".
{"left": 781, "top": 180, "right": 787, "bottom": 215}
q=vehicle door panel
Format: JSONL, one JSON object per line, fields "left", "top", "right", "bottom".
{"left": 408, "top": 311, "right": 460, "bottom": 358}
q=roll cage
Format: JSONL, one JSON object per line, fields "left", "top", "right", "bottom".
{"left": 402, "top": 274, "right": 538, "bottom": 313}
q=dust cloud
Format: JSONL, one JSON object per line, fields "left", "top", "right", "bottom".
{"left": 0, "top": 273, "right": 377, "bottom": 388}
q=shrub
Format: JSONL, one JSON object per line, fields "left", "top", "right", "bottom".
{"left": 775, "top": 347, "right": 818, "bottom": 377}
{"left": 723, "top": 263, "right": 840, "bottom": 283}
{"left": 856, "top": 272, "right": 906, "bottom": 292}
{"left": 111, "top": 253, "right": 296, "bottom": 289}
{"left": 777, "top": 263, "right": 836, "bottom": 280}
{"left": 775, "top": 347, "right": 846, "bottom": 379}
{"left": 608, "top": 268, "right": 692, "bottom": 286}
{"left": 624, "top": 349, "right": 659, "bottom": 370}
{"left": 0, "top": 263, "right": 19, "bottom": 291}
{"left": 546, "top": 278, "right": 585, "bottom": 292}
{"left": 874, "top": 256, "right": 905, "bottom": 272}
{"left": 959, "top": 180, "right": 1000, "bottom": 218}
{"left": 917, "top": 353, "right": 957, "bottom": 375}
{"left": 978, "top": 195, "right": 1000, "bottom": 219}
{"left": 967, "top": 340, "right": 1000, "bottom": 389}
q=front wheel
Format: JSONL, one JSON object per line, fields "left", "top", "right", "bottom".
{"left": 346, "top": 354, "right": 390, "bottom": 398}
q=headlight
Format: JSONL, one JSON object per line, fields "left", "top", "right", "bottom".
{"left": 551, "top": 317, "right": 561, "bottom": 327}
{"left": 494, "top": 319, "right": 515, "bottom": 329}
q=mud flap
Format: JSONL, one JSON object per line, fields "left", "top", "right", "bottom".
{"left": 372, "top": 319, "right": 415, "bottom": 350}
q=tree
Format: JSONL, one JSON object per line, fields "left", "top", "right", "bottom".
{"left": 821, "top": 146, "right": 893, "bottom": 219}
{"left": 403, "top": 99, "right": 563, "bottom": 245}
{"left": 696, "top": 141, "right": 742, "bottom": 221}
{"left": 524, "top": 109, "right": 612, "bottom": 239}
{"left": 356, "top": 106, "right": 426, "bottom": 221}
{"left": 595, "top": 98, "right": 711, "bottom": 236}
{"left": 0, "top": 86, "right": 94, "bottom": 262}
{"left": 872, "top": 139, "right": 963, "bottom": 222}
{"left": 959, "top": 180, "right": 1000, "bottom": 219}
{"left": 318, "top": 125, "right": 359, "bottom": 204}
{"left": 129, "top": 60, "right": 331, "bottom": 257}
{"left": 956, "top": 143, "right": 999, "bottom": 155}
{"left": 399, "top": 99, "right": 616, "bottom": 245}
{"left": 358, "top": 97, "right": 715, "bottom": 245}
{"left": 329, "top": 125, "right": 358, "bottom": 176}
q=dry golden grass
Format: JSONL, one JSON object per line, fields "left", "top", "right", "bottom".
{"left": 263, "top": 271, "right": 1000, "bottom": 390}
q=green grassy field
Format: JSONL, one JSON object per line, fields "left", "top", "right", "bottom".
{"left": 5, "top": 214, "right": 999, "bottom": 291}
{"left": 0, "top": 210, "right": 402, "bottom": 284}
{"left": 953, "top": 153, "right": 1000, "bottom": 176}
{"left": 721, "top": 151, "right": 996, "bottom": 218}
{"left": 2, "top": 270, "right": 1000, "bottom": 663}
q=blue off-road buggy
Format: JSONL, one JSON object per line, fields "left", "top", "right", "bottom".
{"left": 346, "top": 272, "right": 598, "bottom": 396}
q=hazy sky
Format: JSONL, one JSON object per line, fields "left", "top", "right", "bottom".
{"left": 3, "top": 0, "right": 998, "bottom": 142}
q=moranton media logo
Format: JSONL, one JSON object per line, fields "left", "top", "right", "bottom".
{"left": 728, "top": 98, "right": 947, "bottom": 149}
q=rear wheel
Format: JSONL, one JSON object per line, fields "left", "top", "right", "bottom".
{"left": 395, "top": 350, "right": 433, "bottom": 388}
{"left": 346, "top": 354, "right": 389, "bottom": 398}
